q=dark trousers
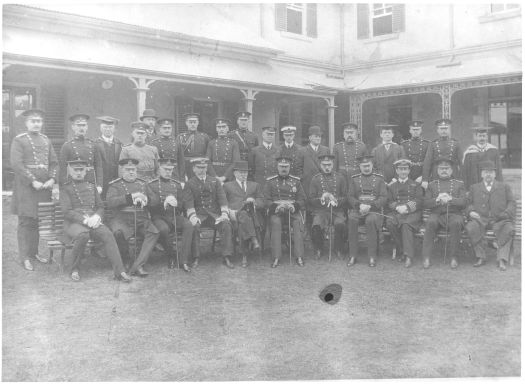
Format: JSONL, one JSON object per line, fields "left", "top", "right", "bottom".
{"left": 465, "top": 219, "right": 514, "bottom": 262}
{"left": 348, "top": 211, "right": 383, "bottom": 259}
{"left": 385, "top": 212, "right": 421, "bottom": 259}
{"left": 153, "top": 216, "right": 194, "bottom": 265}
{"left": 311, "top": 210, "right": 346, "bottom": 252}
{"left": 112, "top": 220, "right": 159, "bottom": 273}
{"left": 269, "top": 213, "right": 304, "bottom": 260}
{"left": 422, "top": 213, "right": 463, "bottom": 261}
{"left": 192, "top": 216, "right": 233, "bottom": 258}
{"left": 17, "top": 216, "right": 39, "bottom": 261}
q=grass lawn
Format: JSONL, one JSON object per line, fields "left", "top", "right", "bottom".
{"left": 2, "top": 208, "right": 521, "bottom": 381}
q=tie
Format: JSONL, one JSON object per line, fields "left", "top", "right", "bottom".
{"left": 486, "top": 183, "right": 492, "bottom": 191}
{"left": 242, "top": 182, "right": 246, "bottom": 192}
{"left": 385, "top": 144, "right": 390, "bottom": 151}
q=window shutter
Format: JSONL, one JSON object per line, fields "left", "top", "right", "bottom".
{"left": 306, "top": 3, "right": 317, "bottom": 38}
{"left": 41, "top": 85, "right": 66, "bottom": 157}
{"left": 392, "top": 4, "right": 405, "bottom": 33}
{"left": 275, "top": 3, "right": 287, "bottom": 31}
{"left": 357, "top": 4, "right": 370, "bottom": 39}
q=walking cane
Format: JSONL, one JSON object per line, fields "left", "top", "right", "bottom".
{"left": 444, "top": 203, "right": 449, "bottom": 264}
{"left": 328, "top": 204, "right": 333, "bottom": 263}
{"left": 288, "top": 209, "right": 292, "bottom": 266}
{"left": 133, "top": 203, "right": 138, "bottom": 265}
{"left": 173, "top": 207, "right": 180, "bottom": 269}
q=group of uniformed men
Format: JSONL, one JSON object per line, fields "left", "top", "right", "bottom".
{"left": 10, "top": 107, "right": 516, "bottom": 283}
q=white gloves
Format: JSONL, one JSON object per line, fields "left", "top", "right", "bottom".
{"left": 189, "top": 215, "right": 200, "bottom": 226}
{"left": 359, "top": 203, "right": 371, "bottom": 215}
{"left": 83, "top": 214, "right": 101, "bottom": 229}
{"left": 164, "top": 195, "right": 178, "bottom": 208}
{"left": 131, "top": 192, "right": 147, "bottom": 207}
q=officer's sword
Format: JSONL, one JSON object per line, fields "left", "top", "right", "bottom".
{"left": 173, "top": 207, "right": 180, "bottom": 269}
{"left": 288, "top": 209, "right": 292, "bottom": 266}
{"left": 444, "top": 203, "right": 449, "bottom": 264}
{"left": 133, "top": 203, "right": 138, "bottom": 265}
{"left": 328, "top": 204, "right": 333, "bottom": 263}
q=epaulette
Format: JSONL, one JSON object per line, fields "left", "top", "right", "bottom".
{"left": 169, "top": 178, "right": 181, "bottom": 184}
{"left": 136, "top": 178, "right": 146, "bottom": 183}
{"left": 373, "top": 173, "right": 384, "bottom": 177}
{"left": 422, "top": 138, "right": 430, "bottom": 142}
{"left": 148, "top": 178, "right": 159, "bottom": 184}
{"left": 312, "top": 172, "right": 322, "bottom": 179}
{"left": 267, "top": 175, "right": 278, "bottom": 181}
{"left": 122, "top": 143, "right": 132, "bottom": 147}
{"left": 15, "top": 132, "right": 28, "bottom": 138}
{"left": 64, "top": 180, "right": 72, "bottom": 185}
{"left": 351, "top": 173, "right": 361, "bottom": 178}
{"left": 451, "top": 179, "right": 464, "bottom": 184}
{"left": 289, "top": 175, "right": 300, "bottom": 180}
{"left": 108, "top": 178, "right": 122, "bottom": 185}
{"left": 401, "top": 140, "right": 409, "bottom": 144}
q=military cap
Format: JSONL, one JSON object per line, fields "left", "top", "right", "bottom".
{"left": 183, "top": 113, "right": 200, "bottom": 120}
{"left": 157, "top": 118, "right": 174, "bottom": 126}
{"left": 68, "top": 113, "right": 90, "bottom": 123}
{"left": 130, "top": 121, "right": 148, "bottom": 131}
{"left": 408, "top": 120, "right": 424, "bottom": 127}
{"left": 434, "top": 157, "right": 455, "bottom": 167}
{"left": 318, "top": 154, "right": 335, "bottom": 162}
{"left": 96, "top": 116, "right": 119, "bottom": 124}
{"left": 214, "top": 118, "right": 232, "bottom": 127}
{"left": 158, "top": 158, "right": 177, "bottom": 166}
{"left": 393, "top": 159, "right": 413, "bottom": 168}
{"left": 376, "top": 123, "right": 398, "bottom": 131}
{"left": 21, "top": 109, "right": 45, "bottom": 118}
{"left": 435, "top": 118, "right": 452, "bottom": 127}
{"left": 190, "top": 157, "right": 209, "bottom": 166}
{"left": 235, "top": 111, "right": 251, "bottom": 119}
{"left": 233, "top": 160, "right": 249, "bottom": 171}
{"left": 342, "top": 122, "right": 358, "bottom": 131}
{"left": 308, "top": 125, "right": 322, "bottom": 136}
{"left": 275, "top": 156, "right": 292, "bottom": 165}
{"left": 261, "top": 126, "right": 276, "bottom": 133}
{"left": 281, "top": 126, "right": 297, "bottom": 133}
{"left": 479, "top": 160, "right": 497, "bottom": 170}
{"left": 67, "top": 159, "right": 88, "bottom": 168}
{"left": 139, "top": 109, "right": 158, "bottom": 121}
{"left": 471, "top": 126, "right": 491, "bottom": 133}
{"left": 357, "top": 155, "right": 374, "bottom": 164}
{"left": 118, "top": 158, "right": 139, "bottom": 166}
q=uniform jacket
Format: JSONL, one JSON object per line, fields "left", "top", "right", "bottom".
{"left": 10, "top": 132, "right": 58, "bottom": 218}
{"left": 223, "top": 180, "right": 264, "bottom": 211}
{"left": 177, "top": 130, "right": 210, "bottom": 158}
{"left": 106, "top": 177, "right": 158, "bottom": 224}
{"left": 423, "top": 178, "right": 467, "bottom": 215}
{"left": 371, "top": 142, "right": 406, "bottom": 183}
{"left": 94, "top": 136, "right": 122, "bottom": 194}
{"left": 462, "top": 144, "right": 502, "bottom": 189}
{"left": 119, "top": 143, "right": 159, "bottom": 180}
{"left": 148, "top": 177, "right": 184, "bottom": 220}
{"left": 299, "top": 144, "right": 330, "bottom": 197}
{"left": 248, "top": 144, "right": 279, "bottom": 186}
{"left": 422, "top": 137, "right": 462, "bottom": 182}
{"left": 150, "top": 136, "right": 186, "bottom": 181}
{"left": 401, "top": 137, "right": 430, "bottom": 180}
{"left": 387, "top": 178, "right": 423, "bottom": 213}
{"left": 60, "top": 180, "right": 104, "bottom": 224}
{"left": 333, "top": 140, "right": 368, "bottom": 179}
{"left": 347, "top": 173, "right": 388, "bottom": 212}
{"left": 277, "top": 142, "right": 303, "bottom": 177}
{"left": 183, "top": 175, "right": 228, "bottom": 220}
{"left": 466, "top": 181, "right": 515, "bottom": 221}
{"left": 228, "top": 129, "right": 259, "bottom": 161}
{"left": 206, "top": 136, "right": 240, "bottom": 180}
{"left": 59, "top": 136, "right": 103, "bottom": 186}
{"left": 308, "top": 171, "right": 348, "bottom": 213}
{"left": 263, "top": 174, "right": 306, "bottom": 214}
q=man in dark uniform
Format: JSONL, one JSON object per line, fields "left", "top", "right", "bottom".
{"left": 421, "top": 119, "right": 462, "bottom": 189}
{"left": 223, "top": 160, "right": 264, "bottom": 267}
{"left": 148, "top": 158, "right": 194, "bottom": 272}
{"left": 248, "top": 126, "right": 279, "bottom": 187}
{"left": 309, "top": 154, "right": 348, "bottom": 260}
{"left": 333, "top": 122, "right": 368, "bottom": 183}
{"left": 59, "top": 160, "right": 131, "bottom": 282}
{"left": 206, "top": 118, "right": 240, "bottom": 183}
{"left": 385, "top": 159, "right": 424, "bottom": 268}
{"left": 120, "top": 122, "right": 159, "bottom": 181}
{"left": 465, "top": 160, "right": 515, "bottom": 271}
{"left": 140, "top": 108, "right": 158, "bottom": 144}
{"left": 106, "top": 158, "right": 160, "bottom": 277}
{"left": 10, "top": 109, "right": 58, "bottom": 271}
{"left": 59, "top": 114, "right": 103, "bottom": 193}
{"left": 277, "top": 126, "right": 303, "bottom": 177}
{"left": 299, "top": 125, "right": 330, "bottom": 198}
{"left": 401, "top": 120, "right": 430, "bottom": 184}
{"left": 177, "top": 113, "right": 211, "bottom": 180}
{"left": 150, "top": 118, "right": 185, "bottom": 181}
{"left": 462, "top": 126, "right": 503, "bottom": 189}
{"left": 263, "top": 156, "right": 306, "bottom": 268}
{"left": 183, "top": 158, "right": 234, "bottom": 268}
{"left": 93, "top": 116, "right": 123, "bottom": 199}
{"left": 347, "top": 155, "right": 388, "bottom": 267}
{"left": 371, "top": 124, "right": 406, "bottom": 184}
{"left": 422, "top": 158, "right": 467, "bottom": 269}
{"left": 229, "top": 111, "right": 259, "bottom": 162}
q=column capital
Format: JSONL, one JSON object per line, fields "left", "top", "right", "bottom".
{"left": 323, "top": 96, "right": 337, "bottom": 109}
{"left": 239, "top": 88, "right": 260, "bottom": 101}
{"left": 128, "top": 76, "right": 156, "bottom": 91}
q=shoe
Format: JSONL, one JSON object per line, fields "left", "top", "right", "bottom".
{"left": 405, "top": 257, "right": 412, "bottom": 268}
{"left": 168, "top": 259, "right": 177, "bottom": 270}
{"left": 473, "top": 258, "right": 485, "bottom": 267}
{"left": 23, "top": 259, "right": 34, "bottom": 271}
{"left": 182, "top": 264, "right": 191, "bottom": 273}
{"left": 314, "top": 250, "right": 322, "bottom": 260}
{"left": 450, "top": 258, "right": 458, "bottom": 269}
{"left": 347, "top": 256, "right": 356, "bottom": 267}
{"left": 498, "top": 260, "right": 507, "bottom": 271}
{"left": 251, "top": 238, "right": 260, "bottom": 250}
{"left": 423, "top": 258, "right": 430, "bottom": 269}
{"left": 296, "top": 257, "right": 304, "bottom": 267}
{"left": 271, "top": 258, "right": 279, "bottom": 268}
{"left": 369, "top": 258, "right": 376, "bottom": 267}
{"left": 118, "top": 272, "right": 132, "bottom": 283}
{"left": 224, "top": 257, "right": 234, "bottom": 269}
{"left": 71, "top": 270, "right": 80, "bottom": 282}
{"left": 191, "top": 258, "right": 199, "bottom": 269}
{"left": 132, "top": 266, "right": 149, "bottom": 277}
{"left": 241, "top": 255, "right": 248, "bottom": 268}
{"left": 35, "top": 254, "right": 49, "bottom": 264}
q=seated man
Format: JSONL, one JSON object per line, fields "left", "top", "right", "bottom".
{"left": 422, "top": 158, "right": 467, "bottom": 269}
{"left": 148, "top": 158, "right": 194, "bottom": 272}
{"left": 465, "top": 160, "right": 515, "bottom": 271}
{"left": 347, "top": 155, "right": 388, "bottom": 267}
{"left": 106, "top": 158, "right": 160, "bottom": 277}
{"left": 223, "top": 160, "right": 264, "bottom": 268}
{"left": 263, "top": 156, "right": 307, "bottom": 268}
{"left": 385, "top": 159, "right": 423, "bottom": 268}
{"left": 59, "top": 160, "right": 131, "bottom": 282}
{"left": 309, "top": 154, "right": 348, "bottom": 260}
{"left": 183, "top": 158, "right": 234, "bottom": 269}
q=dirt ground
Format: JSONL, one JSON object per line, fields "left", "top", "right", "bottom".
{"left": 2, "top": 210, "right": 521, "bottom": 381}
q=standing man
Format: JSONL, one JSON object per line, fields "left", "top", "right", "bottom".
{"left": 465, "top": 161, "right": 515, "bottom": 271}
{"left": 333, "top": 122, "right": 368, "bottom": 183}
{"left": 206, "top": 118, "right": 240, "bottom": 183}
{"left": 385, "top": 159, "right": 424, "bottom": 268}
{"left": 60, "top": 160, "right": 132, "bottom": 282}
{"left": 106, "top": 158, "right": 160, "bottom": 277}
{"left": 347, "top": 155, "right": 388, "bottom": 267}
{"left": 177, "top": 113, "right": 211, "bottom": 179}
{"left": 263, "top": 156, "right": 306, "bottom": 268}
{"left": 299, "top": 125, "right": 330, "bottom": 198}
{"left": 277, "top": 126, "right": 303, "bottom": 177}
{"left": 223, "top": 160, "right": 264, "bottom": 267}
{"left": 229, "top": 111, "right": 258, "bottom": 162}
{"left": 422, "top": 119, "right": 462, "bottom": 189}
{"left": 93, "top": 116, "right": 123, "bottom": 199}
{"left": 139, "top": 108, "right": 158, "bottom": 144}
{"left": 401, "top": 120, "right": 430, "bottom": 184}
{"left": 120, "top": 122, "right": 159, "bottom": 181}
{"left": 10, "top": 109, "right": 58, "bottom": 271}
{"left": 59, "top": 114, "right": 103, "bottom": 192}
{"left": 183, "top": 158, "right": 235, "bottom": 269}
{"left": 309, "top": 154, "right": 348, "bottom": 260}
{"left": 148, "top": 158, "right": 194, "bottom": 272}
{"left": 248, "top": 126, "right": 279, "bottom": 187}
{"left": 422, "top": 158, "right": 467, "bottom": 269}
{"left": 371, "top": 124, "right": 406, "bottom": 184}
{"left": 462, "top": 127, "right": 502, "bottom": 189}
{"left": 150, "top": 118, "right": 185, "bottom": 181}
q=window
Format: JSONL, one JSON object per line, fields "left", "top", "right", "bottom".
{"left": 275, "top": 3, "right": 317, "bottom": 38}
{"left": 490, "top": 4, "right": 520, "bottom": 13}
{"left": 357, "top": 3, "right": 405, "bottom": 39}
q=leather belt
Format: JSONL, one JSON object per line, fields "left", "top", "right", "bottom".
{"left": 212, "top": 162, "right": 230, "bottom": 166}
{"left": 26, "top": 164, "right": 48, "bottom": 169}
